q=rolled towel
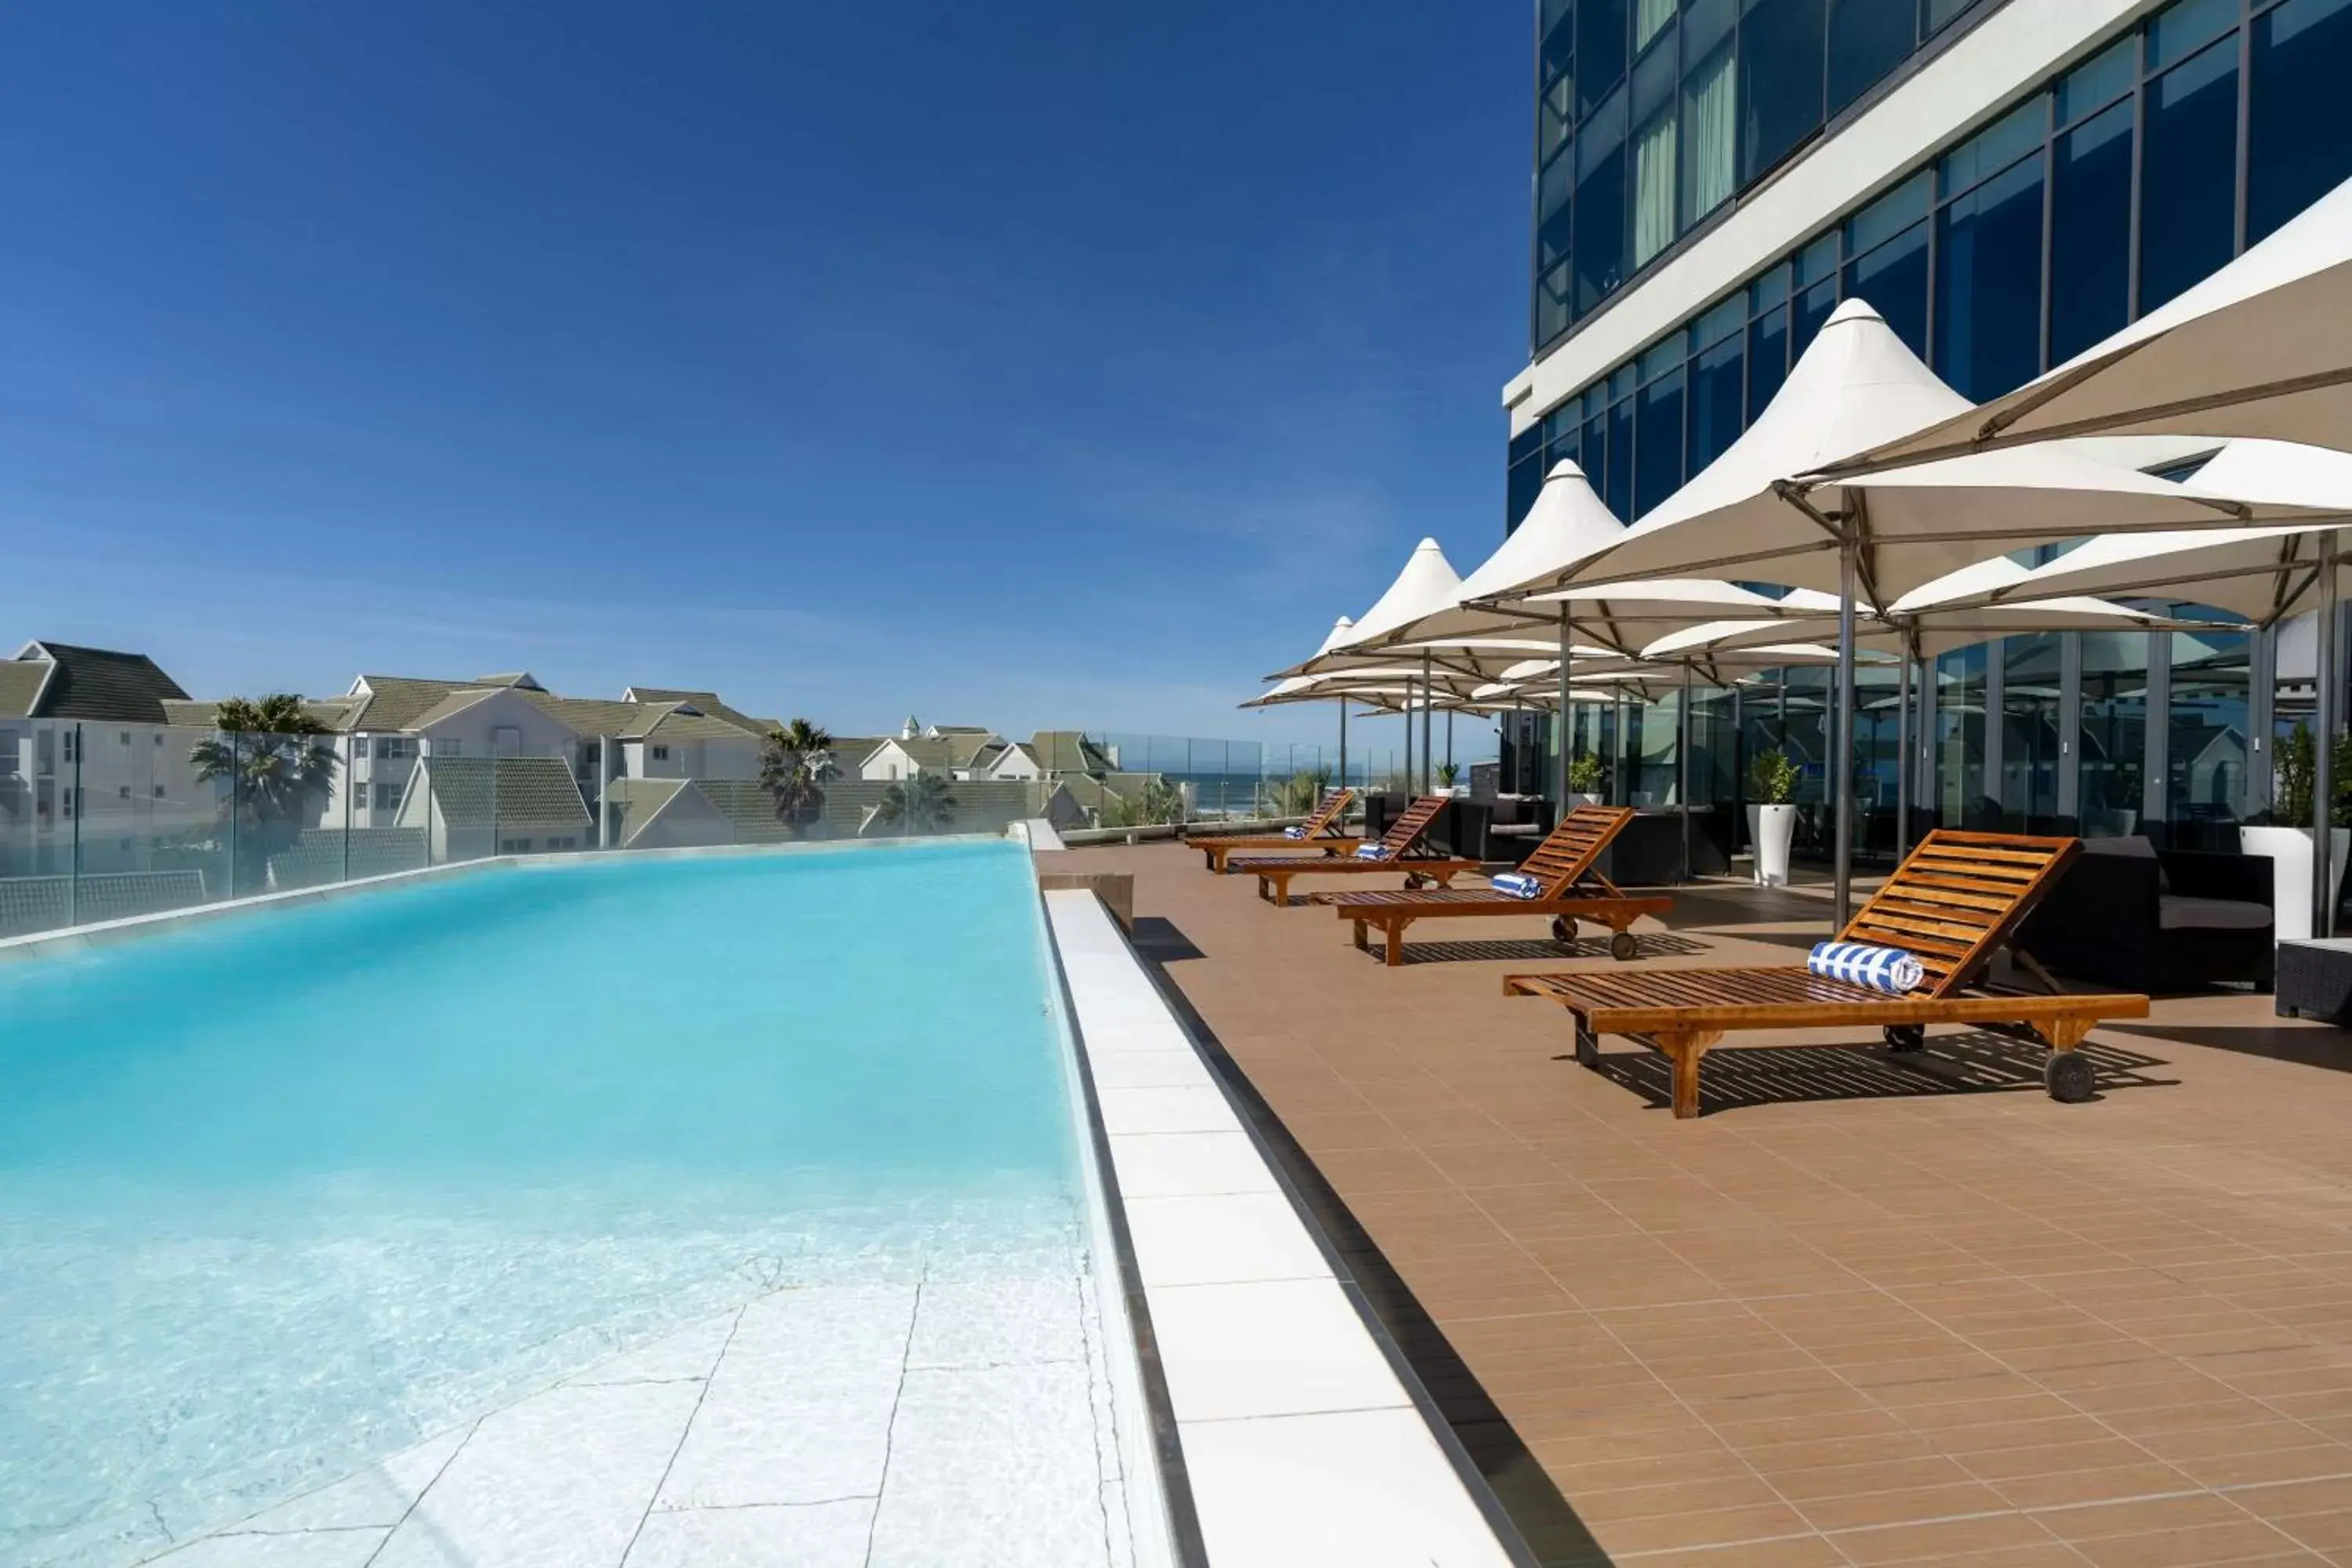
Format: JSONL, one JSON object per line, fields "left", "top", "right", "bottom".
{"left": 1282, "top": 826, "right": 1307, "bottom": 839}
{"left": 1354, "top": 843, "right": 1392, "bottom": 861}
{"left": 1807, "top": 941, "right": 1923, "bottom": 996}
{"left": 1490, "top": 870, "right": 1543, "bottom": 900}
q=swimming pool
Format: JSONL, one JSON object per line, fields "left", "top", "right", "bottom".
{"left": 0, "top": 840, "right": 1163, "bottom": 1566}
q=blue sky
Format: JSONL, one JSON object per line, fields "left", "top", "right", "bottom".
{"left": 0, "top": 4, "right": 1526, "bottom": 753}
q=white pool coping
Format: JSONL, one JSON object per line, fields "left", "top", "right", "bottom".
{"left": 1041, "top": 890, "right": 1523, "bottom": 1568}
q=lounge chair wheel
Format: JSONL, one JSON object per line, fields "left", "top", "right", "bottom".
{"left": 1609, "top": 931, "right": 1639, "bottom": 962}
{"left": 1551, "top": 916, "right": 1577, "bottom": 944}
{"left": 1883, "top": 1024, "right": 1925, "bottom": 1052}
{"left": 1574, "top": 1026, "right": 1600, "bottom": 1067}
{"left": 2044, "top": 1050, "right": 2096, "bottom": 1104}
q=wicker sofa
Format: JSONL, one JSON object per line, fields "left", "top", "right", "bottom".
{"left": 2015, "top": 835, "right": 2274, "bottom": 993}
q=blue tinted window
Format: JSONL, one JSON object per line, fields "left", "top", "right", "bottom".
{"left": 1794, "top": 230, "right": 1840, "bottom": 287}
{"left": 1828, "top": 0, "right": 1916, "bottom": 114}
{"left": 1690, "top": 332, "right": 1745, "bottom": 471}
{"left": 1935, "top": 152, "right": 2045, "bottom": 397}
{"left": 1541, "top": 75, "right": 1573, "bottom": 164}
{"left": 1696, "top": 293, "right": 1746, "bottom": 347}
{"left": 1742, "top": 0, "right": 1829, "bottom": 182}
{"left": 2250, "top": 0, "right": 2352, "bottom": 242}
{"left": 1539, "top": 157, "right": 1573, "bottom": 267}
{"left": 1749, "top": 262, "right": 1790, "bottom": 312}
{"left": 1685, "top": 0, "right": 1734, "bottom": 56}
{"left": 1635, "top": 366, "right": 1687, "bottom": 516}
{"left": 1847, "top": 220, "right": 1929, "bottom": 360}
{"left": 1919, "top": 0, "right": 1973, "bottom": 37}
{"left": 1575, "top": 92, "right": 1630, "bottom": 315}
{"left": 1847, "top": 170, "right": 1930, "bottom": 254}
{"left": 1747, "top": 304, "right": 1790, "bottom": 419}
{"left": 1606, "top": 395, "right": 1636, "bottom": 518}
{"left": 2149, "top": 0, "right": 2236, "bottom": 69}
{"left": 2139, "top": 36, "right": 2240, "bottom": 311}
{"left": 1580, "top": 0, "right": 1630, "bottom": 118}
{"left": 1638, "top": 335, "right": 1684, "bottom": 383}
{"left": 2056, "top": 35, "right": 2135, "bottom": 125}
{"left": 1508, "top": 456, "right": 1546, "bottom": 532}
{"left": 1537, "top": 261, "right": 1574, "bottom": 347}
{"left": 1583, "top": 409, "right": 1610, "bottom": 503}
{"left": 2049, "top": 100, "right": 2132, "bottom": 362}
{"left": 1510, "top": 424, "right": 1546, "bottom": 467}
{"left": 1940, "top": 96, "right": 2045, "bottom": 196}
{"left": 1791, "top": 274, "right": 1839, "bottom": 359}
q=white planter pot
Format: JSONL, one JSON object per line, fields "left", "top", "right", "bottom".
{"left": 1750, "top": 803, "right": 1797, "bottom": 887}
{"left": 2240, "top": 824, "right": 2352, "bottom": 942}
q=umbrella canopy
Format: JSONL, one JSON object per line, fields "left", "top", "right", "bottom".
{"left": 1355, "top": 461, "right": 1824, "bottom": 655}
{"left": 1886, "top": 439, "right": 2352, "bottom": 625}
{"left": 1823, "top": 171, "right": 2352, "bottom": 473}
{"left": 1517, "top": 301, "right": 2267, "bottom": 608}
{"left": 1641, "top": 556, "right": 2210, "bottom": 661}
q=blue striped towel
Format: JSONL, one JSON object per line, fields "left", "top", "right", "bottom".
{"left": 1807, "top": 942, "right": 1924, "bottom": 995}
{"left": 1282, "top": 825, "right": 1307, "bottom": 839}
{"left": 1490, "top": 871, "right": 1543, "bottom": 900}
{"left": 1354, "top": 843, "right": 1392, "bottom": 861}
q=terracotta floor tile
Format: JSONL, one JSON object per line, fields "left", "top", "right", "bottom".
{"left": 1046, "top": 847, "right": 2352, "bottom": 1563}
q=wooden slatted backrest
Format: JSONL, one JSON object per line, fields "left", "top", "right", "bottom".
{"left": 1839, "top": 829, "right": 2082, "bottom": 997}
{"left": 1379, "top": 796, "right": 1446, "bottom": 852}
{"left": 1301, "top": 789, "right": 1356, "bottom": 835}
{"left": 1519, "top": 804, "right": 1636, "bottom": 895}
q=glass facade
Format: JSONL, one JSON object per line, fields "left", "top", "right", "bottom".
{"left": 1512, "top": 0, "right": 2352, "bottom": 533}
{"left": 1511, "top": 0, "right": 2352, "bottom": 857}
{"left": 1534, "top": 0, "right": 2004, "bottom": 350}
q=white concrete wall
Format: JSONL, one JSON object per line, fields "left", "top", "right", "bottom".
{"left": 1505, "top": 0, "right": 2163, "bottom": 437}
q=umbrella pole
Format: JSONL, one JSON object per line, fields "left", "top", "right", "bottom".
{"left": 1338, "top": 699, "right": 1348, "bottom": 797}
{"left": 2320, "top": 531, "right": 2339, "bottom": 939}
{"left": 1421, "top": 650, "right": 1434, "bottom": 796}
{"left": 1403, "top": 679, "right": 1413, "bottom": 796}
{"left": 1679, "top": 659, "right": 1693, "bottom": 884}
{"left": 1896, "top": 637, "right": 1913, "bottom": 864}
{"left": 1835, "top": 527, "right": 1857, "bottom": 927}
{"left": 1556, "top": 604, "right": 1573, "bottom": 809}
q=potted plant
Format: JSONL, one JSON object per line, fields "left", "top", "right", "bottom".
{"left": 1436, "top": 761, "right": 1461, "bottom": 796}
{"left": 1566, "top": 752, "right": 1605, "bottom": 808}
{"left": 2241, "top": 722, "right": 2352, "bottom": 942}
{"left": 1747, "top": 748, "right": 1800, "bottom": 887}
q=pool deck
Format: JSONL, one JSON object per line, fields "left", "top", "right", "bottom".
{"left": 1038, "top": 840, "right": 2352, "bottom": 1567}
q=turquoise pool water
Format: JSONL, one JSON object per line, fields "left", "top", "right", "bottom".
{"left": 0, "top": 840, "right": 1085, "bottom": 1564}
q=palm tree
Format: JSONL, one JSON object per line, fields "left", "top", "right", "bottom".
{"left": 760, "top": 717, "right": 838, "bottom": 836}
{"left": 190, "top": 695, "right": 339, "bottom": 891}
{"left": 876, "top": 768, "right": 956, "bottom": 835}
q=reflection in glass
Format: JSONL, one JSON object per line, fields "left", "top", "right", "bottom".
{"left": 1828, "top": 0, "right": 1915, "bottom": 114}
{"left": 2140, "top": 37, "right": 2240, "bottom": 312}
{"left": 2002, "top": 634, "right": 2063, "bottom": 829}
{"left": 2169, "top": 624, "right": 2251, "bottom": 847}
{"left": 2049, "top": 100, "right": 2133, "bottom": 364}
{"left": 1934, "top": 151, "right": 2045, "bottom": 400}
{"left": 1690, "top": 332, "right": 1744, "bottom": 474}
{"left": 1936, "top": 645, "right": 1988, "bottom": 828}
{"left": 1635, "top": 365, "right": 1686, "bottom": 517}
{"left": 2079, "top": 632, "right": 2148, "bottom": 838}
{"left": 2249, "top": 0, "right": 2352, "bottom": 243}
{"left": 1742, "top": 0, "right": 1828, "bottom": 182}
{"left": 1846, "top": 222, "right": 1929, "bottom": 360}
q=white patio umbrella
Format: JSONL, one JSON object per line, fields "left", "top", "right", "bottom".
{"left": 1339, "top": 460, "right": 1840, "bottom": 808}
{"left": 1821, "top": 171, "right": 2352, "bottom": 473}
{"left": 1644, "top": 559, "right": 2232, "bottom": 859}
{"left": 1270, "top": 541, "right": 1472, "bottom": 794}
{"left": 1504, "top": 299, "right": 2325, "bottom": 918}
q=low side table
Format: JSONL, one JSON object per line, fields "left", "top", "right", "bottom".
{"left": 2276, "top": 938, "right": 2352, "bottom": 1022}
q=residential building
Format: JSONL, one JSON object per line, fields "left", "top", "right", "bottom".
{"left": 0, "top": 641, "right": 204, "bottom": 877}
{"left": 1505, "top": 0, "right": 2352, "bottom": 849}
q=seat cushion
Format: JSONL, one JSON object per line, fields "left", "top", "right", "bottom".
{"left": 2158, "top": 895, "right": 2272, "bottom": 931}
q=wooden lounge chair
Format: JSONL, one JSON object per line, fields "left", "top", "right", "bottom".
{"left": 1503, "top": 829, "right": 2150, "bottom": 1119}
{"left": 1189, "top": 789, "right": 1357, "bottom": 873}
{"left": 1228, "top": 797, "right": 1480, "bottom": 907}
{"left": 1312, "top": 804, "right": 1671, "bottom": 967}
